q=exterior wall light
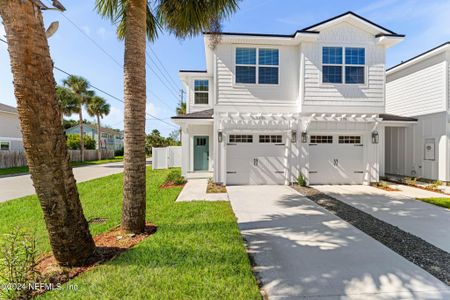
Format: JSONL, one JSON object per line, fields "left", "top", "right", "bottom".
{"left": 218, "top": 130, "right": 223, "bottom": 143}
{"left": 372, "top": 131, "right": 379, "bottom": 144}
{"left": 291, "top": 130, "right": 297, "bottom": 143}
{"left": 301, "top": 131, "right": 308, "bottom": 143}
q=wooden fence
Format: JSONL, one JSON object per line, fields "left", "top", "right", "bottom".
{"left": 0, "top": 150, "right": 115, "bottom": 169}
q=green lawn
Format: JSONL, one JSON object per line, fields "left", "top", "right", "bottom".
{"left": 417, "top": 197, "right": 450, "bottom": 209}
{"left": 0, "top": 156, "right": 124, "bottom": 177}
{"left": 0, "top": 168, "right": 260, "bottom": 299}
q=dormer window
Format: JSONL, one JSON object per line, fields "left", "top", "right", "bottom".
{"left": 322, "top": 47, "right": 365, "bottom": 84}
{"left": 236, "top": 47, "right": 279, "bottom": 85}
{"left": 194, "top": 80, "right": 208, "bottom": 104}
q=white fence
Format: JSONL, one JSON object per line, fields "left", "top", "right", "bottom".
{"left": 152, "top": 146, "right": 182, "bottom": 170}
{"left": 0, "top": 150, "right": 115, "bottom": 169}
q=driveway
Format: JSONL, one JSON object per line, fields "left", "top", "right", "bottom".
{"left": 0, "top": 159, "right": 150, "bottom": 203}
{"left": 228, "top": 185, "right": 450, "bottom": 299}
{"left": 314, "top": 185, "right": 450, "bottom": 253}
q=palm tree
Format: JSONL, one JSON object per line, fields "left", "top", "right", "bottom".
{"left": 87, "top": 96, "right": 111, "bottom": 160}
{"left": 0, "top": 1, "right": 95, "bottom": 266}
{"left": 95, "top": 0, "right": 239, "bottom": 234}
{"left": 176, "top": 100, "right": 186, "bottom": 115}
{"left": 63, "top": 75, "right": 95, "bottom": 162}
{"left": 56, "top": 86, "right": 79, "bottom": 125}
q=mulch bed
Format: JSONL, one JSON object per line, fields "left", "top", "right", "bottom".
{"left": 292, "top": 185, "right": 450, "bottom": 286}
{"left": 373, "top": 185, "right": 399, "bottom": 192}
{"left": 386, "top": 179, "right": 450, "bottom": 196}
{"left": 159, "top": 182, "right": 185, "bottom": 189}
{"left": 32, "top": 224, "right": 157, "bottom": 297}
{"left": 206, "top": 182, "right": 227, "bottom": 194}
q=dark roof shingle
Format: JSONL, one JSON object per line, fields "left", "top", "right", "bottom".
{"left": 380, "top": 114, "right": 417, "bottom": 122}
{"left": 172, "top": 109, "right": 213, "bottom": 119}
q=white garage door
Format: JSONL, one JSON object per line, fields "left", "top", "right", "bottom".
{"left": 309, "top": 135, "right": 364, "bottom": 185}
{"left": 226, "top": 134, "right": 287, "bottom": 185}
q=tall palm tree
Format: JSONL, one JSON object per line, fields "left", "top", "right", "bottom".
{"left": 63, "top": 75, "right": 95, "bottom": 162}
{"left": 95, "top": 0, "right": 239, "bottom": 234}
{"left": 56, "top": 86, "right": 79, "bottom": 125}
{"left": 176, "top": 100, "right": 186, "bottom": 115}
{"left": 0, "top": 0, "right": 95, "bottom": 266}
{"left": 87, "top": 96, "right": 111, "bottom": 160}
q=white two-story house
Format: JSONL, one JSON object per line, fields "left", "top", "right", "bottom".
{"left": 173, "top": 11, "right": 407, "bottom": 185}
{"left": 386, "top": 42, "right": 450, "bottom": 182}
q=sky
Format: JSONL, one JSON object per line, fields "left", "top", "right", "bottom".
{"left": 1, "top": 0, "right": 450, "bottom": 137}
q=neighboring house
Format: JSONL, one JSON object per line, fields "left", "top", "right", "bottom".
{"left": 65, "top": 124, "right": 124, "bottom": 151}
{"left": 386, "top": 42, "right": 450, "bottom": 182}
{"left": 0, "top": 102, "right": 23, "bottom": 151}
{"left": 173, "top": 11, "right": 411, "bottom": 185}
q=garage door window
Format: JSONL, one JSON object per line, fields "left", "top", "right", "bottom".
{"left": 229, "top": 135, "right": 253, "bottom": 143}
{"left": 310, "top": 136, "right": 333, "bottom": 143}
{"left": 338, "top": 136, "right": 361, "bottom": 144}
{"left": 259, "top": 135, "right": 282, "bottom": 143}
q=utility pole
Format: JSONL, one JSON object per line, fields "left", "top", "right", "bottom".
{"left": 179, "top": 89, "right": 185, "bottom": 104}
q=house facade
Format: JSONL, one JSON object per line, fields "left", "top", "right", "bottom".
{"left": 65, "top": 124, "right": 124, "bottom": 151}
{"left": 173, "top": 12, "right": 409, "bottom": 185}
{"left": 386, "top": 42, "right": 450, "bottom": 182}
{"left": 0, "top": 102, "right": 23, "bottom": 151}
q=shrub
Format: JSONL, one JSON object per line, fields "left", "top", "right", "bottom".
{"left": 114, "top": 148, "right": 124, "bottom": 156}
{"left": 0, "top": 228, "right": 39, "bottom": 300}
{"left": 403, "top": 177, "right": 417, "bottom": 186}
{"left": 165, "top": 169, "right": 186, "bottom": 185}
{"left": 66, "top": 134, "right": 96, "bottom": 150}
{"left": 426, "top": 180, "right": 443, "bottom": 191}
{"left": 297, "top": 174, "right": 306, "bottom": 187}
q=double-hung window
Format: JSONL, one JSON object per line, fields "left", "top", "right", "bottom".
{"left": 194, "top": 80, "right": 209, "bottom": 104}
{"left": 235, "top": 47, "right": 279, "bottom": 84}
{"left": 322, "top": 47, "right": 365, "bottom": 84}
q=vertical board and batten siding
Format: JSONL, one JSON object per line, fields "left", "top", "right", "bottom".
{"left": 386, "top": 53, "right": 447, "bottom": 117}
{"left": 302, "top": 22, "right": 385, "bottom": 113}
{"left": 214, "top": 44, "right": 299, "bottom": 106}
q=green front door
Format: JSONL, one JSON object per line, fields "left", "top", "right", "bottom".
{"left": 194, "top": 136, "right": 209, "bottom": 171}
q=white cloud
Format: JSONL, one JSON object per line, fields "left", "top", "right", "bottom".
{"left": 99, "top": 106, "right": 124, "bottom": 130}
{"left": 96, "top": 27, "right": 108, "bottom": 40}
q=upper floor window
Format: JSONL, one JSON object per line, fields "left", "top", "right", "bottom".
{"left": 0, "top": 141, "right": 10, "bottom": 151}
{"left": 194, "top": 80, "right": 208, "bottom": 104}
{"left": 236, "top": 47, "right": 279, "bottom": 85}
{"left": 322, "top": 47, "right": 365, "bottom": 84}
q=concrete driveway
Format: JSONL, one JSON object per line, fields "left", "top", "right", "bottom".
{"left": 0, "top": 159, "right": 151, "bottom": 203}
{"left": 314, "top": 185, "right": 450, "bottom": 253}
{"left": 228, "top": 185, "right": 450, "bottom": 299}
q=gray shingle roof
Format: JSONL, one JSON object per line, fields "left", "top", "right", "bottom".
{"left": 380, "top": 114, "right": 417, "bottom": 122}
{"left": 0, "top": 103, "right": 17, "bottom": 114}
{"left": 172, "top": 109, "right": 213, "bottom": 119}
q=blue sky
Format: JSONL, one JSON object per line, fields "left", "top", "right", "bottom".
{"left": 1, "top": 0, "right": 449, "bottom": 136}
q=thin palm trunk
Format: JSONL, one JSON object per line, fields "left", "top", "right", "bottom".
{"left": 0, "top": 0, "right": 95, "bottom": 266}
{"left": 122, "top": 0, "right": 147, "bottom": 233}
{"left": 79, "top": 109, "right": 85, "bottom": 162}
{"left": 97, "top": 115, "right": 102, "bottom": 160}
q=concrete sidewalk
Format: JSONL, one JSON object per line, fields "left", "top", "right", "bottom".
{"left": 0, "top": 160, "right": 150, "bottom": 203}
{"left": 176, "top": 179, "right": 228, "bottom": 202}
{"left": 314, "top": 185, "right": 450, "bottom": 253}
{"left": 228, "top": 185, "right": 450, "bottom": 299}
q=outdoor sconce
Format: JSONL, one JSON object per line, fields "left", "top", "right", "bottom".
{"left": 291, "top": 130, "right": 297, "bottom": 143}
{"left": 372, "top": 131, "right": 379, "bottom": 144}
{"left": 218, "top": 130, "right": 223, "bottom": 143}
{"left": 301, "top": 131, "right": 308, "bottom": 143}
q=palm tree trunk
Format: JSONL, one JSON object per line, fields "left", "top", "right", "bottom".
{"left": 122, "top": 0, "right": 147, "bottom": 233}
{"left": 97, "top": 115, "right": 102, "bottom": 160}
{"left": 79, "top": 109, "right": 85, "bottom": 162}
{"left": 0, "top": 0, "right": 95, "bottom": 266}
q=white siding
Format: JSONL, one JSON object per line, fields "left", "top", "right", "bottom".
{"left": 302, "top": 22, "right": 386, "bottom": 113}
{"left": 183, "top": 75, "right": 214, "bottom": 114}
{"left": 215, "top": 44, "right": 299, "bottom": 106}
{"left": 386, "top": 53, "right": 447, "bottom": 117}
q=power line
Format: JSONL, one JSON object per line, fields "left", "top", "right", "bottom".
{"left": 148, "top": 47, "right": 180, "bottom": 90}
{"left": 0, "top": 37, "right": 177, "bottom": 129}
{"left": 147, "top": 49, "right": 179, "bottom": 93}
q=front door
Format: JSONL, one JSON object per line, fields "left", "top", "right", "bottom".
{"left": 194, "top": 136, "right": 209, "bottom": 171}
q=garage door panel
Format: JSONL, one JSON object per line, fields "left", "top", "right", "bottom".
{"left": 309, "top": 136, "right": 364, "bottom": 185}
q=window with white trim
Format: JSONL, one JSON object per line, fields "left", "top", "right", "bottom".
{"left": 322, "top": 47, "right": 365, "bottom": 84}
{"left": 259, "top": 135, "right": 282, "bottom": 143}
{"left": 229, "top": 135, "right": 253, "bottom": 143}
{"left": 235, "top": 47, "right": 279, "bottom": 84}
{"left": 0, "top": 141, "right": 10, "bottom": 150}
{"left": 310, "top": 136, "right": 333, "bottom": 144}
{"left": 338, "top": 136, "right": 361, "bottom": 144}
{"left": 194, "top": 80, "right": 209, "bottom": 104}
